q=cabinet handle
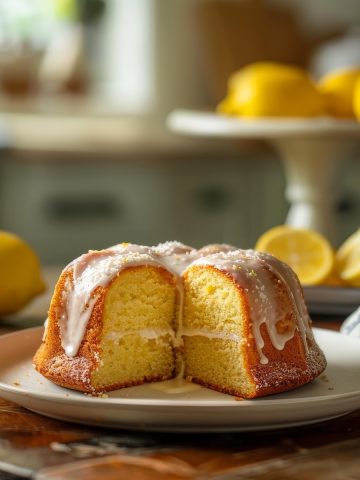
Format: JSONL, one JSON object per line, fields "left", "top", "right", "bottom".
{"left": 193, "top": 186, "right": 232, "bottom": 212}
{"left": 45, "top": 195, "right": 120, "bottom": 220}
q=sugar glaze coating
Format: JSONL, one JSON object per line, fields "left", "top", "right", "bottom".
{"left": 53, "top": 242, "right": 314, "bottom": 365}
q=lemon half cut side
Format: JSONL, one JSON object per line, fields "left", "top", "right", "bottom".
{"left": 255, "top": 226, "right": 334, "bottom": 286}
{"left": 336, "top": 228, "right": 360, "bottom": 287}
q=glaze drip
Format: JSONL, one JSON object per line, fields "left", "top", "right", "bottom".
{"left": 55, "top": 242, "right": 311, "bottom": 363}
{"left": 189, "top": 250, "right": 309, "bottom": 364}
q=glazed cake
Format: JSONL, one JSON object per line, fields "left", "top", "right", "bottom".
{"left": 33, "top": 242, "right": 326, "bottom": 398}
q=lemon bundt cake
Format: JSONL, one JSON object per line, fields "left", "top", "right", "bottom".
{"left": 33, "top": 242, "right": 326, "bottom": 398}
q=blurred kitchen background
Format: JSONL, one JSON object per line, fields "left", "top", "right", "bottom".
{"left": 0, "top": 0, "right": 360, "bottom": 266}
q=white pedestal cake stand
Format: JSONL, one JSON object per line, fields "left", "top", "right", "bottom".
{"left": 167, "top": 110, "right": 360, "bottom": 243}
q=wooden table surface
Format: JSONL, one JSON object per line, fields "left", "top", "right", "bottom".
{"left": 0, "top": 316, "right": 359, "bottom": 480}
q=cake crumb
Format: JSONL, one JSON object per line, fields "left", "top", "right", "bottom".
{"left": 12, "top": 381, "right": 20, "bottom": 387}
{"left": 85, "top": 391, "right": 108, "bottom": 398}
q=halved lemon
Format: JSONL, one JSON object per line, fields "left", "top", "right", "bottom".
{"left": 255, "top": 225, "right": 334, "bottom": 285}
{"left": 335, "top": 228, "right": 360, "bottom": 287}
{"left": 322, "top": 268, "right": 345, "bottom": 287}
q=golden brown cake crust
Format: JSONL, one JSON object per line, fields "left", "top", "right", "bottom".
{"left": 33, "top": 265, "right": 177, "bottom": 393}
{"left": 33, "top": 269, "right": 101, "bottom": 392}
{"left": 34, "top": 246, "right": 326, "bottom": 397}
{"left": 183, "top": 264, "right": 326, "bottom": 399}
{"left": 242, "top": 270, "right": 327, "bottom": 398}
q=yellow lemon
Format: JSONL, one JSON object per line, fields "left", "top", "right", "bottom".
{"left": 335, "top": 228, "right": 360, "bottom": 287}
{"left": 352, "top": 76, "right": 360, "bottom": 120}
{"left": 0, "top": 231, "right": 45, "bottom": 315}
{"left": 217, "top": 62, "right": 326, "bottom": 118}
{"left": 318, "top": 67, "right": 360, "bottom": 118}
{"left": 255, "top": 225, "right": 334, "bottom": 285}
{"left": 322, "top": 268, "right": 346, "bottom": 287}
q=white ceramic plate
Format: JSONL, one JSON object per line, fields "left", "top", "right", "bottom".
{"left": 304, "top": 286, "right": 360, "bottom": 315}
{"left": 0, "top": 327, "right": 359, "bottom": 432}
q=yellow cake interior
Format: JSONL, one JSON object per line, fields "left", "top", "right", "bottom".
{"left": 91, "top": 266, "right": 177, "bottom": 389}
{"left": 182, "top": 266, "right": 256, "bottom": 397}
{"left": 33, "top": 243, "right": 327, "bottom": 398}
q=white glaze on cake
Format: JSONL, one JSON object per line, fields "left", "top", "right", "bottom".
{"left": 189, "top": 249, "right": 313, "bottom": 364}
{"left": 181, "top": 327, "right": 242, "bottom": 342}
{"left": 54, "top": 242, "right": 312, "bottom": 364}
{"left": 104, "top": 328, "right": 175, "bottom": 342}
{"left": 58, "top": 243, "right": 194, "bottom": 356}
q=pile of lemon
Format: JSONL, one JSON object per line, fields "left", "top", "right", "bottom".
{"left": 0, "top": 231, "right": 45, "bottom": 315}
{"left": 255, "top": 225, "right": 360, "bottom": 287}
{"left": 218, "top": 62, "right": 360, "bottom": 119}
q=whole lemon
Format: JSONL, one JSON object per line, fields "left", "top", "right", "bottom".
{"left": 353, "top": 76, "right": 360, "bottom": 120}
{"left": 318, "top": 67, "right": 360, "bottom": 118}
{"left": 0, "top": 231, "right": 45, "bottom": 315}
{"left": 218, "top": 62, "right": 326, "bottom": 118}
